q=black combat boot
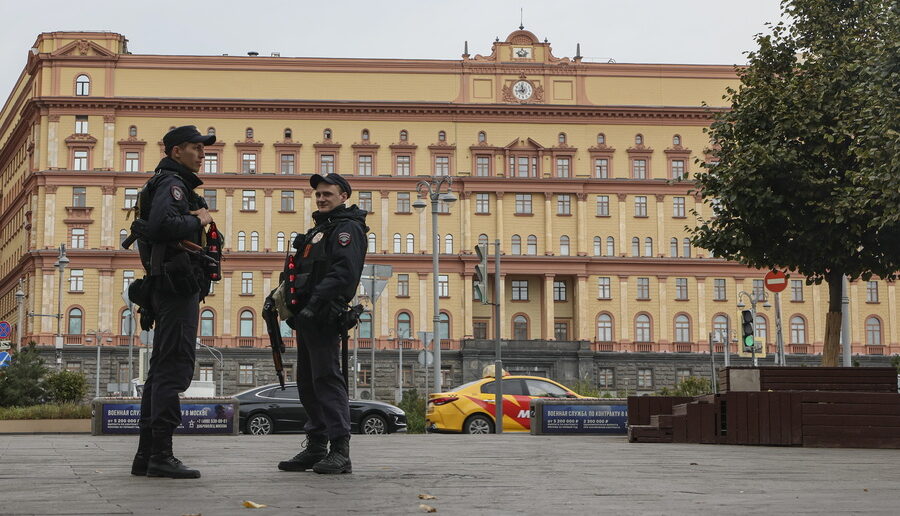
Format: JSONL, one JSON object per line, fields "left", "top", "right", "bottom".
{"left": 313, "top": 435, "right": 352, "bottom": 474}
{"left": 130, "top": 427, "right": 153, "bottom": 476}
{"left": 146, "top": 431, "right": 201, "bottom": 479}
{"left": 277, "top": 434, "right": 328, "bottom": 471}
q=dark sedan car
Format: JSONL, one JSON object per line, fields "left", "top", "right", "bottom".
{"left": 235, "top": 383, "right": 407, "bottom": 435}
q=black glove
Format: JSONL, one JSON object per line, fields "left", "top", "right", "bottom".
{"left": 298, "top": 306, "right": 316, "bottom": 322}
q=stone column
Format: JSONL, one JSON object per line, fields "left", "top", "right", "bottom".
{"left": 42, "top": 271, "right": 56, "bottom": 333}
{"left": 102, "top": 115, "right": 115, "bottom": 170}
{"left": 617, "top": 194, "right": 627, "bottom": 256}
{"left": 849, "top": 281, "right": 860, "bottom": 345}
{"left": 48, "top": 115, "right": 59, "bottom": 168}
{"left": 696, "top": 277, "right": 707, "bottom": 338}
{"left": 812, "top": 281, "right": 823, "bottom": 345}
{"left": 224, "top": 189, "right": 235, "bottom": 249}
{"left": 380, "top": 191, "right": 390, "bottom": 253}
{"left": 495, "top": 192, "right": 504, "bottom": 248}
{"left": 303, "top": 191, "right": 312, "bottom": 226}
{"left": 544, "top": 195, "right": 553, "bottom": 255}
{"left": 263, "top": 189, "right": 273, "bottom": 251}
{"left": 498, "top": 274, "right": 507, "bottom": 340}
{"left": 575, "top": 274, "right": 588, "bottom": 340}
{"left": 222, "top": 272, "right": 233, "bottom": 335}
{"left": 655, "top": 194, "right": 665, "bottom": 257}
{"left": 98, "top": 269, "right": 114, "bottom": 331}
{"left": 418, "top": 207, "right": 428, "bottom": 253}
{"left": 418, "top": 273, "right": 429, "bottom": 339}
{"left": 44, "top": 185, "right": 57, "bottom": 248}
{"left": 542, "top": 274, "right": 554, "bottom": 339}
{"left": 618, "top": 276, "right": 629, "bottom": 341}
{"left": 463, "top": 273, "right": 473, "bottom": 338}
{"left": 888, "top": 282, "right": 898, "bottom": 349}
{"left": 100, "top": 186, "right": 115, "bottom": 248}
{"left": 657, "top": 276, "right": 669, "bottom": 345}
{"left": 460, "top": 192, "right": 471, "bottom": 252}
{"left": 262, "top": 271, "right": 272, "bottom": 302}
{"left": 576, "top": 193, "right": 587, "bottom": 256}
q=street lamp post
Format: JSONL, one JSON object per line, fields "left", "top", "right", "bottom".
{"left": 53, "top": 244, "right": 70, "bottom": 370}
{"left": 413, "top": 176, "right": 456, "bottom": 394}
{"left": 197, "top": 338, "right": 225, "bottom": 396}
{"left": 15, "top": 279, "right": 25, "bottom": 352}
{"left": 737, "top": 290, "right": 771, "bottom": 367}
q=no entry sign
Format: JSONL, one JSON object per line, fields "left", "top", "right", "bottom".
{"left": 764, "top": 270, "right": 787, "bottom": 293}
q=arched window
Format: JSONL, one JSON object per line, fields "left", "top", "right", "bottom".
{"left": 237, "top": 231, "right": 246, "bottom": 251}
{"left": 361, "top": 129, "right": 370, "bottom": 141}
{"left": 368, "top": 233, "right": 377, "bottom": 253}
{"left": 511, "top": 235, "right": 522, "bottom": 255}
{"left": 558, "top": 132, "right": 567, "bottom": 144}
{"left": 393, "top": 233, "right": 402, "bottom": 253}
{"left": 200, "top": 309, "right": 215, "bottom": 337}
{"left": 606, "top": 236, "right": 615, "bottom": 257}
{"left": 128, "top": 125, "right": 138, "bottom": 138}
{"left": 755, "top": 315, "right": 768, "bottom": 342}
{"left": 593, "top": 236, "right": 602, "bottom": 256}
{"left": 397, "top": 312, "right": 412, "bottom": 339}
{"left": 67, "top": 308, "right": 83, "bottom": 334}
{"left": 865, "top": 316, "right": 882, "bottom": 346}
{"left": 674, "top": 315, "right": 691, "bottom": 343}
{"left": 239, "top": 310, "right": 254, "bottom": 337}
{"left": 635, "top": 134, "right": 644, "bottom": 145}
{"left": 670, "top": 237, "right": 679, "bottom": 257}
{"left": 399, "top": 130, "right": 408, "bottom": 141}
{"left": 75, "top": 74, "right": 90, "bottom": 96}
{"left": 596, "top": 314, "right": 613, "bottom": 342}
{"left": 323, "top": 128, "right": 332, "bottom": 140}
{"left": 790, "top": 316, "right": 806, "bottom": 344}
{"left": 527, "top": 235, "right": 537, "bottom": 256}
{"left": 245, "top": 127, "right": 254, "bottom": 139}
{"left": 712, "top": 314, "right": 730, "bottom": 339}
{"left": 560, "top": 235, "right": 570, "bottom": 256}
{"left": 290, "top": 232, "right": 298, "bottom": 245}
{"left": 477, "top": 131, "right": 486, "bottom": 143}
{"left": 120, "top": 229, "right": 129, "bottom": 245}
{"left": 634, "top": 314, "right": 652, "bottom": 342}
{"left": 444, "top": 234, "right": 453, "bottom": 254}
{"left": 597, "top": 133, "right": 606, "bottom": 145}
{"left": 682, "top": 238, "right": 692, "bottom": 258}
{"left": 673, "top": 134, "right": 681, "bottom": 146}
{"left": 631, "top": 237, "right": 640, "bottom": 257}
{"left": 250, "top": 231, "right": 259, "bottom": 252}
{"left": 120, "top": 308, "right": 134, "bottom": 336}
{"left": 478, "top": 234, "right": 489, "bottom": 247}
{"left": 438, "top": 130, "right": 446, "bottom": 142}
{"left": 276, "top": 232, "right": 286, "bottom": 252}
{"left": 439, "top": 312, "right": 451, "bottom": 342}
{"left": 359, "top": 312, "right": 373, "bottom": 339}
{"left": 513, "top": 315, "right": 528, "bottom": 340}
{"left": 644, "top": 237, "right": 653, "bottom": 257}
{"left": 207, "top": 127, "right": 216, "bottom": 136}
{"left": 405, "top": 234, "right": 414, "bottom": 254}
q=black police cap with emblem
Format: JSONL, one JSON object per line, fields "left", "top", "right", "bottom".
{"left": 309, "top": 173, "right": 352, "bottom": 196}
{"left": 163, "top": 125, "right": 216, "bottom": 155}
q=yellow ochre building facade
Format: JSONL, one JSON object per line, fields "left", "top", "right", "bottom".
{"left": 0, "top": 29, "right": 897, "bottom": 377}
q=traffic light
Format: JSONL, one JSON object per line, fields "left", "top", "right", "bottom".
{"left": 474, "top": 244, "right": 488, "bottom": 304}
{"left": 741, "top": 310, "right": 755, "bottom": 351}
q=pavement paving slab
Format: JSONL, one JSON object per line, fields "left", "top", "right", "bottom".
{"left": 0, "top": 433, "right": 897, "bottom": 515}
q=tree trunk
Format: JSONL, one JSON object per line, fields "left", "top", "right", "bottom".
{"left": 821, "top": 271, "right": 843, "bottom": 366}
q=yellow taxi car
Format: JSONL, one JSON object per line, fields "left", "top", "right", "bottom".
{"left": 426, "top": 374, "right": 586, "bottom": 434}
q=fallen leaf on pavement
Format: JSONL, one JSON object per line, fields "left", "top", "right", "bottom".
{"left": 182, "top": 513, "right": 201, "bottom": 516}
{"left": 419, "top": 504, "right": 437, "bottom": 513}
{"left": 418, "top": 494, "right": 437, "bottom": 500}
{"left": 243, "top": 501, "right": 268, "bottom": 509}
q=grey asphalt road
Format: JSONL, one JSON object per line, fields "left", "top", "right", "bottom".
{"left": 0, "top": 433, "right": 896, "bottom": 515}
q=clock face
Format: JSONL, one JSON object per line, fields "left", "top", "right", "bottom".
{"left": 513, "top": 80, "right": 533, "bottom": 100}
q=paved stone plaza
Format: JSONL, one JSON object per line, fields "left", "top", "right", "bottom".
{"left": 0, "top": 433, "right": 896, "bottom": 515}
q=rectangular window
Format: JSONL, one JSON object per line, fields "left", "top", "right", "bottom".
{"left": 397, "top": 274, "right": 409, "bottom": 297}
{"left": 637, "top": 368, "right": 653, "bottom": 389}
{"left": 124, "top": 152, "right": 140, "bottom": 172}
{"left": 70, "top": 228, "right": 85, "bottom": 249}
{"left": 123, "top": 188, "right": 138, "bottom": 209}
{"left": 75, "top": 115, "right": 88, "bottom": 134}
{"left": 671, "top": 160, "right": 685, "bottom": 180}
{"left": 675, "top": 278, "right": 688, "bottom": 300}
{"left": 123, "top": 270, "right": 135, "bottom": 292}
{"left": 598, "top": 368, "right": 614, "bottom": 388}
{"left": 791, "top": 280, "right": 804, "bottom": 302}
{"left": 676, "top": 369, "right": 692, "bottom": 384}
{"left": 396, "top": 192, "right": 410, "bottom": 213}
{"left": 280, "top": 191, "right": 294, "bottom": 212}
{"left": 438, "top": 275, "right": 449, "bottom": 297}
{"left": 357, "top": 364, "right": 371, "bottom": 387}
{"left": 320, "top": 154, "right": 334, "bottom": 175}
{"left": 357, "top": 155, "right": 373, "bottom": 176}
{"left": 358, "top": 191, "right": 373, "bottom": 212}
{"left": 556, "top": 157, "right": 570, "bottom": 178}
{"left": 557, "top": 195, "right": 571, "bottom": 215}
{"left": 199, "top": 365, "right": 214, "bottom": 382}
{"left": 634, "top": 196, "right": 647, "bottom": 217}
{"left": 597, "top": 277, "right": 611, "bottom": 299}
{"left": 242, "top": 190, "right": 256, "bottom": 211}
{"left": 204, "top": 153, "right": 219, "bottom": 173}
{"left": 280, "top": 154, "right": 295, "bottom": 175}
{"left": 554, "top": 322, "right": 569, "bottom": 340}
{"left": 238, "top": 364, "right": 254, "bottom": 385}
{"left": 241, "top": 272, "right": 253, "bottom": 294}
{"left": 713, "top": 278, "right": 727, "bottom": 301}
{"left": 395, "top": 155, "right": 410, "bottom": 176}
{"left": 69, "top": 269, "right": 84, "bottom": 292}
{"left": 434, "top": 156, "right": 449, "bottom": 175}
{"left": 866, "top": 281, "right": 879, "bottom": 303}
{"left": 473, "top": 320, "right": 488, "bottom": 340}
{"left": 511, "top": 280, "right": 529, "bottom": 301}
{"left": 553, "top": 281, "right": 567, "bottom": 301}
{"left": 475, "top": 156, "right": 490, "bottom": 176}
{"left": 203, "top": 189, "right": 217, "bottom": 210}
{"left": 752, "top": 279, "right": 765, "bottom": 299}
{"left": 515, "top": 194, "right": 532, "bottom": 214}
{"left": 66, "top": 362, "right": 83, "bottom": 373}
{"left": 241, "top": 153, "right": 257, "bottom": 174}
{"left": 72, "top": 187, "right": 87, "bottom": 207}
{"left": 632, "top": 159, "right": 647, "bottom": 179}
{"left": 594, "top": 158, "right": 608, "bottom": 178}
{"left": 475, "top": 193, "right": 490, "bottom": 214}
{"left": 596, "top": 195, "right": 609, "bottom": 216}
{"left": 73, "top": 150, "right": 88, "bottom": 171}
{"left": 673, "top": 197, "right": 685, "bottom": 218}
{"left": 436, "top": 198, "right": 450, "bottom": 214}
{"left": 636, "top": 277, "right": 650, "bottom": 300}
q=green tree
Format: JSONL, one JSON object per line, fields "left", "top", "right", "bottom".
{"left": 398, "top": 389, "right": 426, "bottom": 434}
{"left": 44, "top": 370, "right": 88, "bottom": 404}
{"left": 0, "top": 344, "right": 49, "bottom": 407}
{"left": 690, "top": 0, "right": 900, "bottom": 366}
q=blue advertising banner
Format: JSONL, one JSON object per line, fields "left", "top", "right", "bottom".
{"left": 540, "top": 404, "right": 628, "bottom": 434}
{"left": 101, "top": 403, "right": 235, "bottom": 434}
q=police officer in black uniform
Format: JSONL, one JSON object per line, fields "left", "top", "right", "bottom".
{"left": 130, "top": 126, "right": 215, "bottom": 479}
{"left": 278, "top": 173, "right": 367, "bottom": 475}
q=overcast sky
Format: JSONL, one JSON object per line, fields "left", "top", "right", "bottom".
{"left": 0, "top": 0, "right": 785, "bottom": 103}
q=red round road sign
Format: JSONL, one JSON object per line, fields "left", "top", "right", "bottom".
{"left": 764, "top": 270, "right": 787, "bottom": 293}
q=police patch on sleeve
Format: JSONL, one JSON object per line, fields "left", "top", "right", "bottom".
{"left": 338, "top": 232, "right": 351, "bottom": 246}
{"left": 171, "top": 186, "right": 184, "bottom": 201}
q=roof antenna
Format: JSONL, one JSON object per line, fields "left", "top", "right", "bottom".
{"left": 519, "top": 8, "right": 524, "bottom": 30}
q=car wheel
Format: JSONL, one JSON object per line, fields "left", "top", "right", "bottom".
{"left": 463, "top": 414, "right": 494, "bottom": 434}
{"left": 360, "top": 414, "right": 388, "bottom": 435}
{"left": 246, "top": 413, "right": 274, "bottom": 435}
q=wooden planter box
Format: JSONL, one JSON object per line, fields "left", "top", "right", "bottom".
{"left": 0, "top": 418, "right": 91, "bottom": 434}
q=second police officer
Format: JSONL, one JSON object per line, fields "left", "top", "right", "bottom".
{"left": 278, "top": 173, "right": 367, "bottom": 474}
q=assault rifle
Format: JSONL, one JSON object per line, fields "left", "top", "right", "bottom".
{"left": 262, "top": 295, "right": 287, "bottom": 390}
{"left": 122, "top": 219, "right": 219, "bottom": 267}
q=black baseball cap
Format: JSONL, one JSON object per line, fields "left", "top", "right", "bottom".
{"left": 163, "top": 125, "right": 216, "bottom": 154}
{"left": 309, "top": 173, "right": 352, "bottom": 196}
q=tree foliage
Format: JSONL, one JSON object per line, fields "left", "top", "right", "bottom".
{"left": 0, "top": 344, "right": 50, "bottom": 407}
{"left": 658, "top": 376, "right": 713, "bottom": 397}
{"left": 44, "top": 370, "right": 88, "bottom": 404}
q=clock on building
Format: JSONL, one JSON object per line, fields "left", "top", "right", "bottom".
{"left": 512, "top": 80, "right": 533, "bottom": 101}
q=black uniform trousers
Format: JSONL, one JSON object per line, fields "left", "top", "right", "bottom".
{"left": 296, "top": 321, "right": 351, "bottom": 439}
{"left": 139, "top": 287, "right": 199, "bottom": 434}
